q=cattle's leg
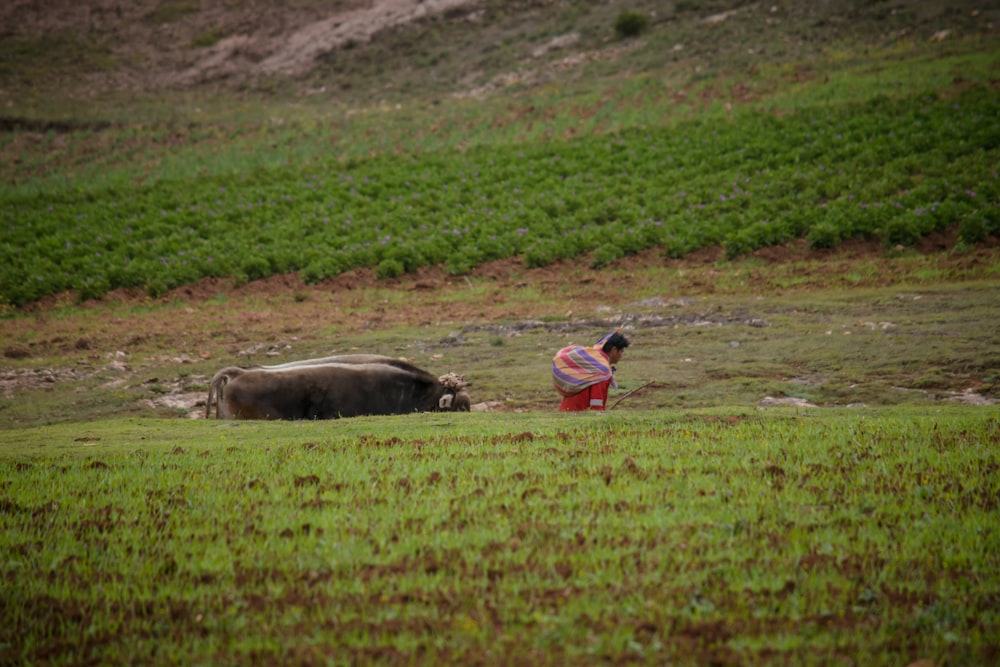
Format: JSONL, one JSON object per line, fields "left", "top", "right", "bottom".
{"left": 205, "top": 381, "right": 216, "bottom": 418}
{"left": 206, "top": 368, "right": 244, "bottom": 419}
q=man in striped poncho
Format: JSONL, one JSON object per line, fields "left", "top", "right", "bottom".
{"left": 552, "top": 331, "right": 631, "bottom": 411}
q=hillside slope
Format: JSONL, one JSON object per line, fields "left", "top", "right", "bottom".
{"left": 1, "top": 0, "right": 995, "bottom": 119}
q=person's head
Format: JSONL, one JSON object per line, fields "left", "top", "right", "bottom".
{"left": 601, "top": 332, "right": 630, "bottom": 365}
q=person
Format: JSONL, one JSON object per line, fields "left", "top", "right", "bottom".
{"left": 552, "top": 330, "right": 630, "bottom": 411}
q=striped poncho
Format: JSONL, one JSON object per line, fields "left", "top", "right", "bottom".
{"left": 552, "top": 334, "right": 618, "bottom": 397}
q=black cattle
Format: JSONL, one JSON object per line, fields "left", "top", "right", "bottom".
{"left": 205, "top": 361, "right": 470, "bottom": 420}
{"left": 257, "top": 354, "right": 414, "bottom": 371}
{"left": 207, "top": 354, "right": 422, "bottom": 418}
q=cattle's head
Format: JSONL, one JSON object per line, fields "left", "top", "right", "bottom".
{"left": 438, "top": 373, "right": 472, "bottom": 411}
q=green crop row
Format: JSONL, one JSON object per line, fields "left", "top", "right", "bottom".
{"left": 2, "top": 86, "right": 997, "bottom": 307}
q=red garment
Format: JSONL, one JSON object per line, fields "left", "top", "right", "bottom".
{"left": 559, "top": 378, "right": 611, "bottom": 411}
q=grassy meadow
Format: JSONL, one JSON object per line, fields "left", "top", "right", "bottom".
{"left": 2, "top": 0, "right": 1000, "bottom": 664}
{"left": 2, "top": 410, "right": 999, "bottom": 665}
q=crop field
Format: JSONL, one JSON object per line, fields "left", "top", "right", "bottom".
{"left": 2, "top": 0, "right": 1000, "bottom": 665}
{"left": 2, "top": 410, "right": 999, "bottom": 665}
{"left": 2, "top": 76, "right": 999, "bottom": 307}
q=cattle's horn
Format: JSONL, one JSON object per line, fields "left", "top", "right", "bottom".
{"left": 439, "top": 394, "right": 454, "bottom": 409}
{"left": 438, "top": 372, "right": 468, "bottom": 390}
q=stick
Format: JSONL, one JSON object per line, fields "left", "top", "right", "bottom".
{"left": 609, "top": 381, "right": 657, "bottom": 410}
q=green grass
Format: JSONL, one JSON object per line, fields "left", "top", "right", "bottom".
{"left": 2, "top": 409, "right": 998, "bottom": 665}
{"left": 143, "top": 0, "right": 200, "bottom": 25}
{"left": 0, "top": 34, "right": 116, "bottom": 81}
{"left": 188, "top": 28, "right": 228, "bottom": 50}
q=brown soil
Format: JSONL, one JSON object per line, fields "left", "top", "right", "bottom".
{"left": 7, "top": 235, "right": 962, "bottom": 353}
{"left": 4, "top": 230, "right": 997, "bottom": 417}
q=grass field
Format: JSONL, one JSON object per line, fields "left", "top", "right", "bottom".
{"left": 2, "top": 409, "right": 999, "bottom": 665}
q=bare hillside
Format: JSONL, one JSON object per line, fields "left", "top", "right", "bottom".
{"left": 1, "top": 0, "right": 994, "bottom": 116}
{"left": 1, "top": 0, "right": 482, "bottom": 92}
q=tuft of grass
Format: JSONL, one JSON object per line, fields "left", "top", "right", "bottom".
{"left": 189, "top": 29, "right": 228, "bottom": 50}
{"left": 143, "top": 0, "right": 200, "bottom": 25}
{"left": 613, "top": 10, "right": 651, "bottom": 39}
